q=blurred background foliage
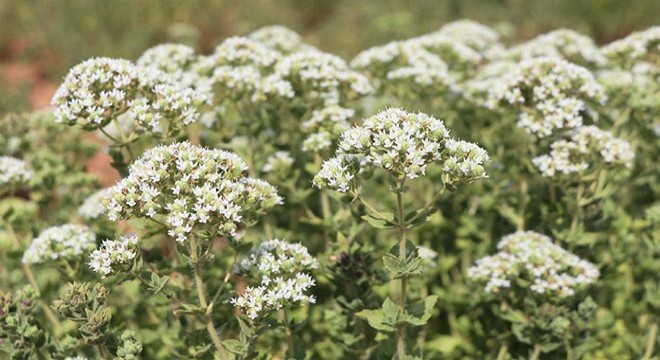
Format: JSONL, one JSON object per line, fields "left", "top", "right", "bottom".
{"left": 1, "top": 0, "right": 659, "bottom": 78}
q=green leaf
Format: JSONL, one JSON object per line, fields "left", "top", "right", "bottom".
{"left": 361, "top": 212, "right": 395, "bottom": 229}
{"left": 222, "top": 339, "right": 247, "bottom": 355}
{"left": 500, "top": 309, "right": 527, "bottom": 324}
{"left": 173, "top": 303, "right": 205, "bottom": 316}
{"left": 382, "top": 252, "right": 423, "bottom": 279}
{"left": 355, "top": 298, "right": 399, "bottom": 332}
{"left": 405, "top": 207, "right": 437, "bottom": 228}
{"left": 401, "top": 295, "right": 437, "bottom": 326}
{"left": 426, "top": 335, "right": 463, "bottom": 354}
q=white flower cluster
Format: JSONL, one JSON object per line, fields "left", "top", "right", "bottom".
{"left": 468, "top": 231, "right": 599, "bottom": 298}
{"left": 352, "top": 21, "right": 501, "bottom": 95}
{"left": 313, "top": 108, "right": 488, "bottom": 192}
{"left": 137, "top": 43, "right": 197, "bottom": 76}
{"left": 276, "top": 51, "right": 373, "bottom": 106}
{"left": 302, "top": 105, "right": 354, "bottom": 152}
{"left": 77, "top": 188, "right": 109, "bottom": 220}
{"left": 461, "top": 60, "right": 516, "bottom": 105}
{"left": 409, "top": 33, "right": 482, "bottom": 70}
{"left": 230, "top": 273, "right": 316, "bottom": 320}
{"left": 192, "top": 37, "right": 295, "bottom": 106}
{"left": 601, "top": 26, "right": 659, "bottom": 65}
{"left": 503, "top": 29, "right": 606, "bottom": 67}
{"left": 0, "top": 156, "right": 33, "bottom": 187}
{"left": 52, "top": 57, "right": 207, "bottom": 134}
{"left": 488, "top": 57, "right": 606, "bottom": 137}
{"left": 262, "top": 151, "right": 294, "bottom": 173}
{"left": 210, "top": 65, "right": 294, "bottom": 103}
{"left": 437, "top": 20, "right": 502, "bottom": 55}
{"left": 106, "top": 142, "right": 282, "bottom": 243}
{"left": 249, "top": 25, "right": 314, "bottom": 54}
{"left": 417, "top": 246, "right": 438, "bottom": 269}
{"left": 22, "top": 224, "right": 96, "bottom": 265}
{"left": 231, "top": 239, "right": 317, "bottom": 319}
{"left": 195, "top": 37, "right": 281, "bottom": 75}
{"left": 351, "top": 41, "right": 457, "bottom": 94}
{"left": 533, "top": 125, "right": 634, "bottom": 177}
{"left": 137, "top": 43, "right": 212, "bottom": 96}
{"left": 88, "top": 234, "right": 139, "bottom": 278}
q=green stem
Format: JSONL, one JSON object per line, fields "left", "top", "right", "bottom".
{"left": 569, "top": 177, "right": 584, "bottom": 248}
{"left": 356, "top": 195, "right": 389, "bottom": 220}
{"left": 396, "top": 178, "right": 407, "bottom": 360}
{"left": 112, "top": 118, "right": 134, "bottom": 161}
{"left": 642, "top": 322, "right": 657, "bottom": 360}
{"left": 405, "top": 189, "right": 444, "bottom": 226}
{"left": 530, "top": 343, "right": 541, "bottom": 360}
{"left": 1, "top": 218, "right": 20, "bottom": 247}
{"left": 98, "top": 344, "right": 110, "bottom": 358}
{"left": 283, "top": 309, "right": 294, "bottom": 358}
{"left": 189, "top": 236, "right": 228, "bottom": 360}
{"left": 22, "top": 264, "right": 62, "bottom": 331}
{"left": 496, "top": 344, "right": 508, "bottom": 360}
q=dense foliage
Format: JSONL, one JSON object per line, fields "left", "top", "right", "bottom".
{"left": 0, "top": 21, "right": 658, "bottom": 360}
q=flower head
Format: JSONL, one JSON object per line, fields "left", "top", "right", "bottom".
{"left": 0, "top": 156, "right": 33, "bottom": 187}
{"left": 437, "top": 20, "right": 502, "bottom": 54}
{"left": 503, "top": 29, "right": 606, "bottom": 67}
{"left": 231, "top": 239, "right": 317, "bottom": 319}
{"left": 468, "top": 231, "right": 599, "bottom": 298}
{"left": 532, "top": 125, "right": 634, "bottom": 177}
{"left": 88, "top": 234, "right": 139, "bottom": 278}
{"left": 77, "top": 188, "right": 109, "bottom": 220}
{"left": 313, "top": 108, "right": 488, "bottom": 192}
{"left": 602, "top": 26, "right": 660, "bottom": 66}
{"left": 351, "top": 41, "right": 456, "bottom": 95}
{"left": 276, "top": 51, "right": 373, "bottom": 106}
{"left": 105, "top": 142, "right": 282, "bottom": 242}
{"left": 262, "top": 151, "right": 294, "bottom": 174}
{"left": 488, "top": 57, "right": 606, "bottom": 137}
{"left": 22, "top": 224, "right": 96, "bottom": 264}
{"left": 249, "top": 25, "right": 314, "bottom": 54}
{"left": 52, "top": 57, "right": 208, "bottom": 134}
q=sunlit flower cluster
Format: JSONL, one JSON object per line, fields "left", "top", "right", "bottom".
{"left": 302, "top": 105, "right": 354, "bottom": 152}
{"left": 351, "top": 41, "right": 457, "bottom": 94}
{"left": 488, "top": 57, "right": 606, "bottom": 137}
{"left": 88, "top": 234, "right": 139, "bottom": 278}
{"left": 137, "top": 43, "right": 211, "bottom": 95}
{"left": 601, "top": 26, "right": 660, "bottom": 65}
{"left": 503, "top": 29, "right": 606, "bottom": 67}
{"left": 532, "top": 125, "right": 634, "bottom": 177}
{"left": 77, "top": 188, "right": 109, "bottom": 220}
{"left": 249, "top": 25, "right": 314, "bottom": 54}
{"left": 234, "top": 239, "right": 318, "bottom": 282}
{"left": 210, "top": 65, "right": 294, "bottom": 103}
{"left": 105, "top": 142, "right": 282, "bottom": 243}
{"left": 195, "top": 37, "right": 281, "bottom": 75}
{"left": 313, "top": 108, "right": 488, "bottom": 192}
{"left": 437, "top": 20, "right": 502, "bottom": 55}
{"left": 0, "top": 156, "right": 33, "bottom": 187}
{"left": 468, "top": 231, "right": 599, "bottom": 298}
{"left": 52, "top": 57, "right": 208, "bottom": 134}
{"left": 232, "top": 239, "right": 317, "bottom": 319}
{"left": 137, "top": 43, "right": 197, "bottom": 77}
{"left": 262, "top": 151, "right": 295, "bottom": 174}
{"left": 22, "top": 224, "right": 96, "bottom": 265}
{"left": 276, "top": 51, "right": 373, "bottom": 106}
